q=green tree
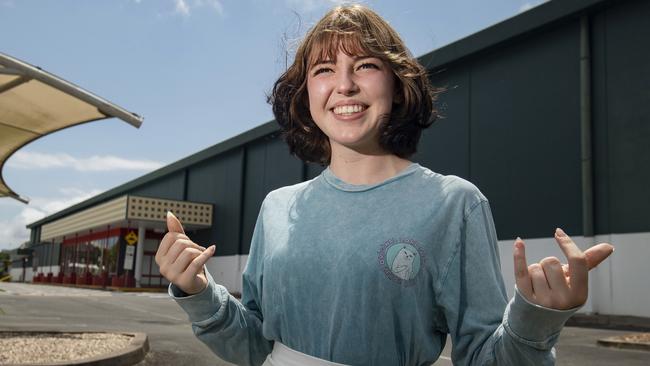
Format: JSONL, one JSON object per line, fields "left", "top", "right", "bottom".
{"left": 0, "top": 251, "right": 10, "bottom": 277}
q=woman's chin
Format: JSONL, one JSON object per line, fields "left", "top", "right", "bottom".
{"left": 330, "top": 140, "right": 384, "bottom": 155}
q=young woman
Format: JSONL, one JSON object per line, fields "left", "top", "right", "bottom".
{"left": 156, "top": 5, "right": 614, "bottom": 365}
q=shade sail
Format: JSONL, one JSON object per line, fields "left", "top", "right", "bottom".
{"left": 0, "top": 52, "right": 143, "bottom": 203}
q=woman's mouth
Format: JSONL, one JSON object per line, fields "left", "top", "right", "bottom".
{"left": 332, "top": 104, "right": 367, "bottom": 116}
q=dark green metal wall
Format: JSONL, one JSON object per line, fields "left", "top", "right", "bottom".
{"left": 419, "top": 20, "right": 583, "bottom": 240}
{"left": 129, "top": 170, "right": 186, "bottom": 201}
{"left": 241, "top": 136, "right": 303, "bottom": 255}
{"left": 592, "top": 0, "right": 650, "bottom": 235}
{"left": 186, "top": 148, "right": 245, "bottom": 256}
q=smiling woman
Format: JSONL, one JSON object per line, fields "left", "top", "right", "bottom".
{"left": 269, "top": 8, "right": 439, "bottom": 167}
{"left": 306, "top": 51, "right": 396, "bottom": 156}
{"left": 157, "top": 4, "right": 614, "bottom": 366}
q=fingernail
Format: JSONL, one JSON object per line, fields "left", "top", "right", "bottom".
{"left": 167, "top": 211, "right": 173, "bottom": 218}
{"left": 516, "top": 236, "right": 522, "bottom": 242}
{"left": 556, "top": 228, "right": 565, "bottom": 237}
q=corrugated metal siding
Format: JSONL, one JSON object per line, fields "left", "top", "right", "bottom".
{"left": 415, "top": 67, "right": 471, "bottom": 178}
{"left": 41, "top": 196, "right": 128, "bottom": 240}
{"left": 422, "top": 22, "right": 583, "bottom": 239}
{"left": 186, "top": 149, "right": 245, "bottom": 255}
{"left": 593, "top": 0, "right": 650, "bottom": 234}
{"left": 129, "top": 170, "right": 186, "bottom": 201}
{"left": 241, "top": 139, "right": 268, "bottom": 255}
{"left": 469, "top": 20, "right": 582, "bottom": 239}
{"left": 241, "top": 137, "right": 303, "bottom": 254}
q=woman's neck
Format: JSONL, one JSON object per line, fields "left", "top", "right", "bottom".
{"left": 328, "top": 148, "right": 413, "bottom": 185}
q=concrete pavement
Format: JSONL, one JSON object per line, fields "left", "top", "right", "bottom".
{"left": 1, "top": 282, "right": 648, "bottom": 365}
{"left": 0, "top": 282, "right": 231, "bottom": 366}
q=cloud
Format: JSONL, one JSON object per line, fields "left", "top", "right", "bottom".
{"left": 519, "top": 3, "right": 534, "bottom": 12}
{"left": 172, "top": 0, "right": 223, "bottom": 17}
{"left": 197, "top": 0, "right": 223, "bottom": 15}
{"left": 174, "top": 0, "right": 190, "bottom": 17}
{"left": 0, "top": 187, "right": 104, "bottom": 251}
{"left": 519, "top": 1, "right": 548, "bottom": 13}
{"left": 6, "top": 151, "right": 164, "bottom": 172}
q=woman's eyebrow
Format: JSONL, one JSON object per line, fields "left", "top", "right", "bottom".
{"left": 312, "top": 56, "right": 376, "bottom": 67}
{"left": 312, "top": 59, "right": 335, "bottom": 66}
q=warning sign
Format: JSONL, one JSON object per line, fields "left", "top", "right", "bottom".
{"left": 125, "top": 230, "right": 138, "bottom": 246}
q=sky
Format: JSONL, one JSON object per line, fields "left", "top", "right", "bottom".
{"left": 0, "top": 0, "right": 548, "bottom": 250}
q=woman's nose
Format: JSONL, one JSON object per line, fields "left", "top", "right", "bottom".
{"left": 336, "top": 71, "right": 359, "bottom": 95}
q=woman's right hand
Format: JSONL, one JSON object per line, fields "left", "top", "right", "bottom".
{"left": 155, "top": 211, "right": 216, "bottom": 295}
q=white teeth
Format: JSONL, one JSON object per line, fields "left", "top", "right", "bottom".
{"left": 333, "top": 104, "right": 365, "bottom": 115}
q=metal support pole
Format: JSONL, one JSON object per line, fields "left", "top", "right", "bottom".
{"left": 134, "top": 224, "right": 146, "bottom": 288}
{"left": 580, "top": 15, "right": 594, "bottom": 237}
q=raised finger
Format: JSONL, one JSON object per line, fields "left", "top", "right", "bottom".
{"left": 513, "top": 238, "right": 533, "bottom": 299}
{"left": 540, "top": 257, "right": 569, "bottom": 293}
{"left": 156, "top": 232, "right": 190, "bottom": 262}
{"left": 168, "top": 247, "right": 204, "bottom": 277}
{"left": 179, "top": 245, "right": 216, "bottom": 283}
{"left": 529, "top": 263, "right": 552, "bottom": 307}
{"left": 554, "top": 228, "right": 588, "bottom": 290}
{"left": 167, "top": 239, "right": 206, "bottom": 265}
{"left": 584, "top": 243, "right": 615, "bottom": 270}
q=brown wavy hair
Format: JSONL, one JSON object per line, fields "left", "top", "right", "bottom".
{"left": 268, "top": 4, "right": 441, "bottom": 166}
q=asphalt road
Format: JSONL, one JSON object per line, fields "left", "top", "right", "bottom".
{"left": 1, "top": 282, "right": 648, "bottom": 365}
{"left": 0, "top": 282, "right": 230, "bottom": 366}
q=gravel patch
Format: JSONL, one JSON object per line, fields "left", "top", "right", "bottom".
{"left": 598, "top": 332, "right": 650, "bottom": 351}
{"left": 0, "top": 332, "right": 133, "bottom": 364}
{"left": 615, "top": 333, "right": 650, "bottom": 344}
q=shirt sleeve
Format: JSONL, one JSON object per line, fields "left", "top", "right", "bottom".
{"left": 169, "top": 200, "right": 273, "bottom": 366}
{"left": 437, "top": 199, "right": 579, "bottom": 365}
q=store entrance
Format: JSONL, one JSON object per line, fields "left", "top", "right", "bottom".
{"left": 140, "top": 238, "right": 168, "bottom": 287}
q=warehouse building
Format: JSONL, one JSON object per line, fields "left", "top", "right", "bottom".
{"left": 22, "top": 0, "right": 650, "bottom": 317}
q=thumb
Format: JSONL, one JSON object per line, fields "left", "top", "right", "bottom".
{"left": 166, "top": 211, "right": 185, "bottom": 234}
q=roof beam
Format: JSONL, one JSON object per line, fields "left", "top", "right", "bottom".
{"left": 0, "top": 75, "right": 31, "bottom": 95}
{"left": 0, "top": 67, "right": 24, "bottom": 76}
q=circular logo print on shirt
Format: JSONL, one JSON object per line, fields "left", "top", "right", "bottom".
{"left": 377, "top": 238, "right": 425, "bottom": 286}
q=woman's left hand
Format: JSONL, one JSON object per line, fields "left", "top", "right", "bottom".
{"left": 513, "top": 228, "right": 614, "bottom": 310}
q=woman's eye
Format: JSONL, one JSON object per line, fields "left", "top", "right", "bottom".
{"left": 313, "top": 67, "right": 332, "bottom": 76}
{"left": 357, "top": 63, "right": 379, "bottom": 70}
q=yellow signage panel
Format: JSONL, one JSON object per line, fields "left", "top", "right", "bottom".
{"left": 125, "top": 230, "right": 138, "bottom": 246}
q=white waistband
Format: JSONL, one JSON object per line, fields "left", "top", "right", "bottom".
{"left": 262, "top": 342, "right": 349, "bottom": 366}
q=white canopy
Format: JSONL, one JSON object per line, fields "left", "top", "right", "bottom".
{"left": 0, "top": 52, "right": 143, "bottom": 203}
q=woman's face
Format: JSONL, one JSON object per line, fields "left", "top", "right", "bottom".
{"left": 306, "top": 49, "right": 395, "bottom": 155}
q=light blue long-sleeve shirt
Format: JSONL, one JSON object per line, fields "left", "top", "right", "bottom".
{"left": 171, "top": 163, "right": 578, "bottom": 365}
